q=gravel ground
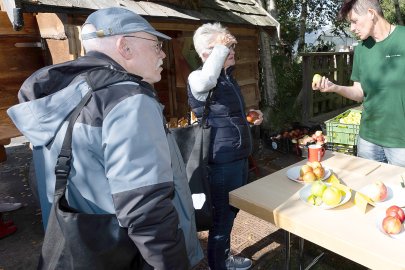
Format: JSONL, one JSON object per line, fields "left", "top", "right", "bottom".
{"left": 0, "top": 137, "right": 368, "bottom": 270}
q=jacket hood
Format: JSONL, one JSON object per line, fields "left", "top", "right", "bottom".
{"left": 7, "top": 52, "right": 143, "bottom": 147}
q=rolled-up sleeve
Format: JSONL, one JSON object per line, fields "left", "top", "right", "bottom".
{"left": 188, "top": 45, "right": 229, "bottom": 101}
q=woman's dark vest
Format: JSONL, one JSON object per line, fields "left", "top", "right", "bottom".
{"left": 187, "top": 67, "right": 252, "bottom": 164}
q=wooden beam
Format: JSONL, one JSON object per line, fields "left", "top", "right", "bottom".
{"left": 35, "top": 13, "right": 67, "bottom": 39}
{"left": 0, "top": 11, "right": 39, "bottom": 36}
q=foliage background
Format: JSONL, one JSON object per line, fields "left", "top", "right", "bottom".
{"left": 261, "top": 0, "right": 404, "bottom": 133}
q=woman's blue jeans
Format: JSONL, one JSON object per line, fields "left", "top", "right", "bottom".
{"left": 207, "top": 158, "right": 248, "bottom": 270}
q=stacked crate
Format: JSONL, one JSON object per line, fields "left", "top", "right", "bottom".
{"left": 325, "top": 108, "right": 362, "bottom": 156}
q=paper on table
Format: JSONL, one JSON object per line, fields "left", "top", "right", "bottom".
{"left": 354, "top": 191, "right": 375, "bottom": 213}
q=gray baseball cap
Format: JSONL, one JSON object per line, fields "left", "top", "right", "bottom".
{"left": 81, "top": 7, "right": 171, "bottom": 40}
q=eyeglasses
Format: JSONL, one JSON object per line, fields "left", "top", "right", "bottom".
{"left": 123, "top": 35, "right": 163, "bottom": 54}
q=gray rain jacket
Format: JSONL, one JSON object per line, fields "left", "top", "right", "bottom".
{"left": 7, "top": 51, "right": 203, "bottom": 268}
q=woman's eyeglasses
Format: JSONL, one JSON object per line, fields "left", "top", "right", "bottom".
{"left": 123, "top": 35, "right": 163, "bottom": 54}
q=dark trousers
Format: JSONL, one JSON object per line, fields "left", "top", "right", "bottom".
{"left": 207, "top": 158, "right": 248, "bottom": 270}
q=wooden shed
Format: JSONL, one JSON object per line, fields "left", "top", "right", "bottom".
{"left": 0, "top": 0, "right": 279, "bottom": 159}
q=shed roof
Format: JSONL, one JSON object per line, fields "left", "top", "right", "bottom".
{"left": 2, "top": 0, "right": 279, "bottom": 33}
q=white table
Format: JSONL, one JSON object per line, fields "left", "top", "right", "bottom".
{"left": 230, "top": 151, "right": 405, "bottom": 270}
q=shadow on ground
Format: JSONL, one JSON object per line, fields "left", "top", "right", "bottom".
{"left": 0, "top": 138, "right": 367, "bottom": 270}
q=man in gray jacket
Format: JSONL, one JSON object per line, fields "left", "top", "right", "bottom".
{"left": 8, "top": 7, "right": 202, "bottom": 269}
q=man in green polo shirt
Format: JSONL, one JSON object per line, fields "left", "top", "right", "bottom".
{"left": 312, "top": 0, "right": 405, "bottom": 167}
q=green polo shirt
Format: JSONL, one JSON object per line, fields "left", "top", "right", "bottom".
{"left": 351, "top": 25, "right": 405, "bottom": 147}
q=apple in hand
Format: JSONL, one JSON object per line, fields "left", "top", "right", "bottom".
{"left": 246, "top": 111, "right": 259, "bottom": 123}
{"left": 312, "top": 74, "right": 322, "bottom": 84}
{"left": 382, "top": 216, "right": 403, "bottom": 234}
{"left": 312, "top": 74, "right": 322, "bottom": 89}
{"left": 386, "top": 205, "right": 405, "bottom": 223}
{"left": 368, "top": 181, "right": 388, "bottom": 202}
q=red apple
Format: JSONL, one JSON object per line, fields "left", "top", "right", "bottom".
{"left": 386, "top": 205, "right": 405, "bottom": 223}
{"left": 246, "top": 111, "right": 259, "bottom": 123}
{"left": 368, "top": 181, "right": 388, "bottom": 202}
{"left": 382, "top": 216, "right": 402, "bottom": 234}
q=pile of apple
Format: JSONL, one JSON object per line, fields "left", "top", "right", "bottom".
{"left": 296, "top": 130, "right": 327, "bottom": 146}
{"left": 307, "top": 180, "right": 342, "bottom": 207}
{"left": 382, "top": 205, "right": 405, "bottom": 235}
{"left": 271, "top": 128, "right": 309, "bottom": 140}
{"left": 339, "top": 110, "right": 362, "bottom": 125}
{"left": 298, "top": 161, "right": 325, "bottom": 182}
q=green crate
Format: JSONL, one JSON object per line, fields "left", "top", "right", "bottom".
{"left": 326, "top": 143, "right": 357, "bottom": 156}
{"left": 325, "top": 109, "right": 362, "bottom": 145}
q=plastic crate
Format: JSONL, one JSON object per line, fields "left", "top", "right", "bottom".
{"left": 327, "top": 143, "right": 357, "bottom": 156}
{"left": 325, "top": 109, "right": 362, "bottom": 145}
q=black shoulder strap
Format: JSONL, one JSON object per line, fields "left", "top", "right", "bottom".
{"left": 54, "top": 90, "right": 92, "bottom": 195}
{"left": 201, "top": 89, "right": 213, "bottom": 127}
{"left": 53, "top": 67, "right": 147, "bottom": 195}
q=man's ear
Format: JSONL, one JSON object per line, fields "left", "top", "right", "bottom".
{"left": 117, "top": 37, "right": 132, "bottom": 59}
{"left": 367, "top": 8, "right": 376, "bottom": 20}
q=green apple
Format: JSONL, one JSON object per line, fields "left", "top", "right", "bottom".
{"left": 311, "top": 180, "right": 327, "bottom": 197}
{"left": 322, "top": 186, "right": 342, "bottom": 206}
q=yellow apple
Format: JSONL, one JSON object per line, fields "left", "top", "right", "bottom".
{"left": 312, "top": 74, "right": 322, "bottom": 84}
{"left": 300, "top": 165, "right": 313, "bottom": 177}
{"left": 313, "top": 167, "right": 325, "bottom": 179}
{"left": 302, "top": 171, "right": 317, "bottom": 183}
{"left": 322, "top": 186, "right": 342, "bottom": 206}
{"left": 311, "top": 180, "right": 327, "bottom": 197}
{"left": 311, "top": 161, "right": 322, "bottom": 169}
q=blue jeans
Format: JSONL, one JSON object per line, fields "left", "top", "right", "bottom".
{"left": 357, "top": 137, "right": 405, "bottom": 167}
{"left": 207, "top": 158, "right": 248, "bottom": 270}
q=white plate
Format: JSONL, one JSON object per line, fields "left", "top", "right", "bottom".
{"left": 286, "top": 166, "right": 331, "bottom": 184}
{"left": 299, "top": 183, "right": 351, "bottom": 210}
{"left": 376, "top": 213, "right": 405, "bottom": 240}
{"left": 358, "top": 183, "right": 405, "bottom": 206}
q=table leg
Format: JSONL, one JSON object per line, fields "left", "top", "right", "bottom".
{"left": 284, "top": 230, "right": 291, "bottom": 270}
{"left": 299, "top": 237, "right": 325, "bottom": 270}
{"left": 299, "top": 237, "right": 305, "bottom": 270}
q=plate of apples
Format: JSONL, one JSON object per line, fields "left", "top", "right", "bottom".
{"left": 299, "top": 181, "right": 351, "bottom": 210}
{"left": 376, "top": 205, "right": 405, "bottom": 239}
{"left": 286, "top": 161, "right": 331, "bottom": 184}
